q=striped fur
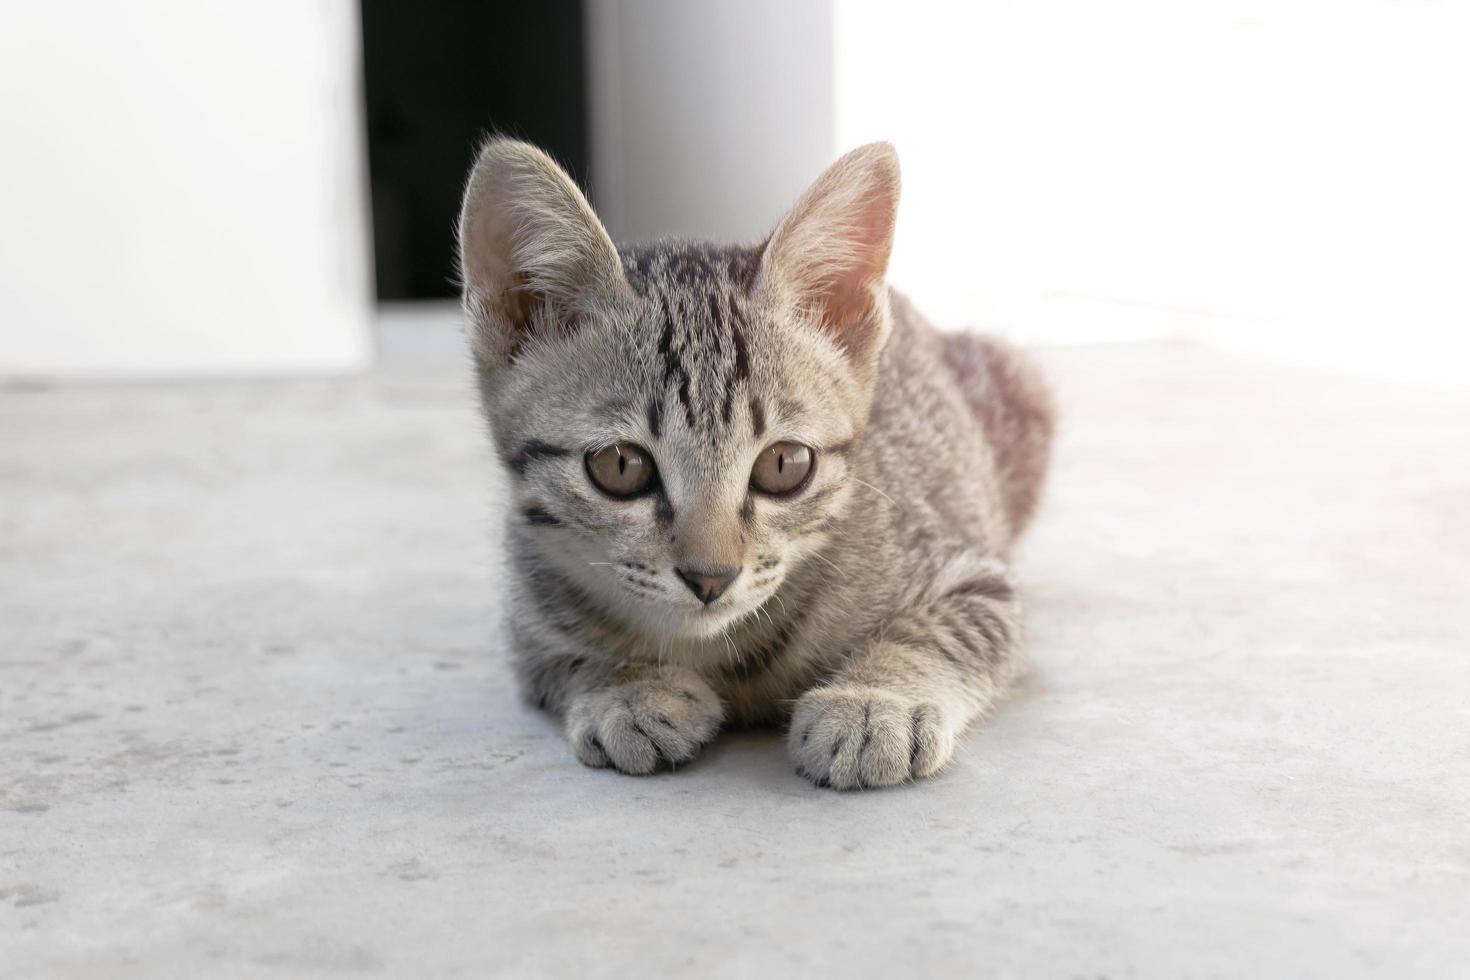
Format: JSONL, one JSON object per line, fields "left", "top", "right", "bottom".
{"left": 458, "top": 139, "right": 1055, "bottom": 789}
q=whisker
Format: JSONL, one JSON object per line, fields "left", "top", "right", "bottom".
{"left": 804, "top": 550, "right": 843, "bottom": 576}
{"left": 851, "top": 478, "right": 899, "bottom": 509}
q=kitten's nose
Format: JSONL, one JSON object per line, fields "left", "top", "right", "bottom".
{"left": 675, "top": 565, "right": 741, "bottom": 605}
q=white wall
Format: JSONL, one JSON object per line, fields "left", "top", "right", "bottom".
{"left": 9, "top": 2, "right": 1461, "bottom": 384}
{"left": 0, "top": 1, "right": 372, "bottom": 377}
{"left": 586, "top": 0, "right": 835, "bottom": 245}
{"left": 835, "top": 0, "right": 1470, "bottom": 386}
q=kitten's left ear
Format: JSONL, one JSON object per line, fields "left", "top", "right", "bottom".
{"left": 759, "top": 142, "right": 901, "bottom": 368}
{"left": 457, "top": 137, "right": 630, "bottom": 368}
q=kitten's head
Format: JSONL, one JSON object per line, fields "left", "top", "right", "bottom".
{"left": 458, "top": 139, "right": 899, "bottom": 640}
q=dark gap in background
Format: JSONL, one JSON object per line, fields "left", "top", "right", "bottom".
{"left": 360, "top": 1, "right": 589, "bottom": 301}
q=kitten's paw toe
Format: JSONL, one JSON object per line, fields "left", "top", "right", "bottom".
{"left": 566, "top": 676, "right": 723, "bottom": 775}
{"left": 788, "top": 687, "right": 955, "bottom": 789}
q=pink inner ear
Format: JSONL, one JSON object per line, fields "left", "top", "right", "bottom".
{"left": 505, "top": 278, "right": 584, "bottom": 357}
{"left": 765, "top": 144, "right": 900, "bottom": 362}
{"left": 818, "top": 272, "right": 881, "bottom": 356}
{"left": 806, "top": 194, "right": 894, "bottom": 356}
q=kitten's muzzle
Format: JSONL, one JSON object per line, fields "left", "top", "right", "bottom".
{"left": 675, "top": 565, "right": 741, "bottom": 605}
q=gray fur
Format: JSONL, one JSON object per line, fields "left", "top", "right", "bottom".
{"left": 458, "top": 138, "right": 1056, "bottom": 789}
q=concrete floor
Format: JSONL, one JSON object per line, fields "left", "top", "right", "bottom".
{"left": 2, "top": 344, "right": 1467, "bottom": 978}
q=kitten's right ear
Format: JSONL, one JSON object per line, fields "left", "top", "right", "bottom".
{"left": 457, "top": 138, "right": 629, "bottom": 368}
{"left": 759, "top": 142, "right": 900, "bottom": 370}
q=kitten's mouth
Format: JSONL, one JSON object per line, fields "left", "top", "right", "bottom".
{"left": 615, "top": 575, "right": 768, "bottom": 640}
{"left": 664, "top": 598, "right": 749, "bottom": 638}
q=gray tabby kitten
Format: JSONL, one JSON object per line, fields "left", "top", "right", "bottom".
{"left": 458, "top": 139, "right": 1054, "bottom": 789}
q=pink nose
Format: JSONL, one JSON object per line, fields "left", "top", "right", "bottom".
{"left": 675, "top": 565, "right": 741, "bottom": 605}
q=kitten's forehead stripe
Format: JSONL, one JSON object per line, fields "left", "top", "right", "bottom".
{"left": 646, "top": 397, "right": 662, "bottom": 439}
{"left": 654, "top": 293, "right": 697, "bottom": 430}
{"left": 676, "top": 374, "right": 695, "bottom": 430}
{"left": 625, "top": 242, "right": 762, "bottom": 435}
{"left": 729, "top": 303, "right": 751, "bottom": 384}
{"left": 723, "top": 301, "right": 752, "bottom": 428}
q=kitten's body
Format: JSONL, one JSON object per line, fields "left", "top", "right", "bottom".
{"left": 461, "top": 140, "right": 1054, "bottom": 788}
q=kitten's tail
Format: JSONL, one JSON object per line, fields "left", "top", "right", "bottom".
{"left": 942, "top": 333, "right": 1057, "bottom": 544}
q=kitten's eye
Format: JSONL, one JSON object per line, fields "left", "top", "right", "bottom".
{"left": 751, "top": 442, "right": 814, "bottom": 495}
{"left": 586, "top": 444, "right": 656, "bottom": 497}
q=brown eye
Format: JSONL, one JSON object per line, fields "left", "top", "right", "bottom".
{"left": 585, "top": 444, "right": 656, "bottom": 497}
{"left": 751, "top": 442, "right": 814, "bottom": 495}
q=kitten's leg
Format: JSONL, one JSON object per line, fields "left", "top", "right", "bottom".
{"left": 564, "top": 670, "right": 724, "bottom": 775}
{"left": 788, "top": 555, "right": 1021, "bottom": 789}
{"left": 514, "top": 617, "right": 724, "bottom": 776}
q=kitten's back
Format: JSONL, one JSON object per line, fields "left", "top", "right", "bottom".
{"left": 870, "top": 293, "right": 1055, "bottom": 554}
{"left": 941, "top": 331, "right": 1056, "bottom": 541}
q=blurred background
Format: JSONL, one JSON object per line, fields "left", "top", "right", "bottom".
{"left": 3, "top": 0, "right": 1466, "bottom": 386}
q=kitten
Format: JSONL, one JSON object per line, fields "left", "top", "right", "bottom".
{"left": 457, "top": 139, "right": 1055, "bottom": 789}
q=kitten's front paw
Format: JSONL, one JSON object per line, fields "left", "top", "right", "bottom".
{"left": 566, "top": 675, "right": 724, "bottom": 775}
{"left": 788, "top": 686, "right": 957, "bottom": 790}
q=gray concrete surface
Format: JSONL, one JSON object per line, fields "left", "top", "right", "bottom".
{"left": 2, "top": 344, "right": 1467, "bottom": 978}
